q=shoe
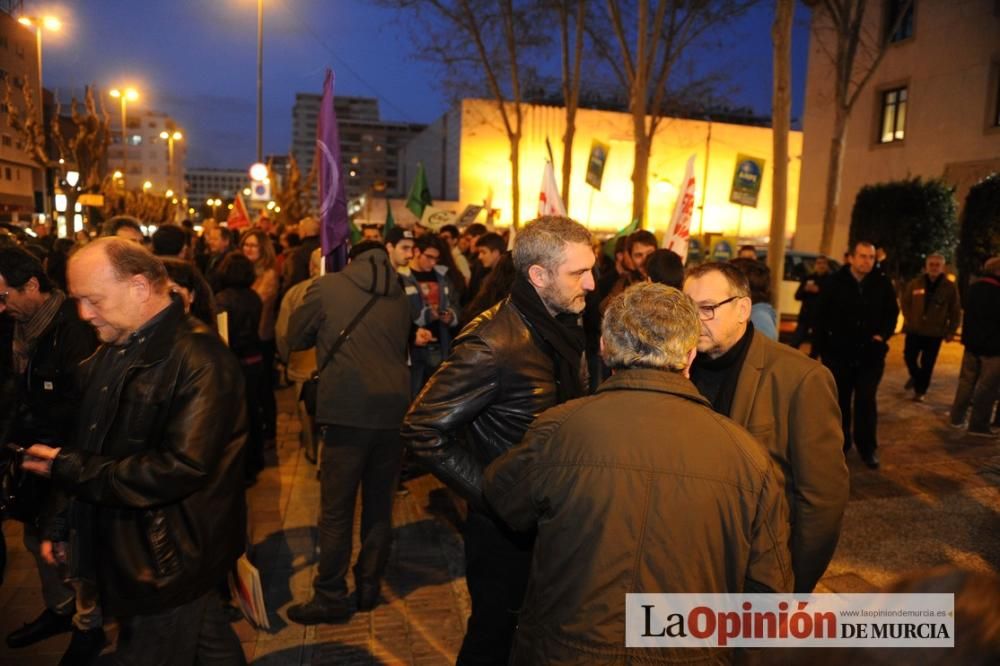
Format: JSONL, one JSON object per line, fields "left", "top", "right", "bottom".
{"left": 286, "top": 598, "right": 352, "bottom": 625}
{"left": 913, "top": 393, "right": 926, "bottom": 402}
{"left": 967, "top": 429, "right": 998, "bottom": 439}
{"left": 6, "top": 609, "right": 74, "bottom": 648}
{"left": 862, "top": 452, "right": 880, "bottom": 470}
{"left": 395, "top": 482, "right": 410, "bottom": 497}
{"left": 59, "top": 628, "right": 106, "bottom": 666}
{"left": 949, "top": 420, "right": 966, "bottom": 430}
{"left": 904, "top": 378, "right": 914, "bottom": 390}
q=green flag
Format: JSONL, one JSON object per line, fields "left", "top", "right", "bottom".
{"left": 350, "top": 218, "right": 362, "bottom": 245}
{"left": 602, "top": 218, "right": 639, "bottom": 259}
{"left": 406, "top": 163, "right": 433, "bottom": 218}
{"left": 384, "top": 196, "right": 396, "bottom": 238}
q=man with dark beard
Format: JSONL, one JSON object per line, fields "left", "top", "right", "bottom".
{"left": 403, "top": 216, "right": 595, "bottom": 665}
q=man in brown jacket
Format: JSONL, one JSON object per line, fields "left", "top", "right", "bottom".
{"left": 483, "top": 283, "right": 791, "bottom": 664}
{"left": 900, "top": 253, "right": 961, "bottom": 401}
{"left": 685, "top": 262, "right": 848, "bottom": 593}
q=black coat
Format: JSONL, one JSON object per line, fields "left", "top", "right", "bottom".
{"left": 1, "top": 298, "right": 96, "bottom": 447}
{"left": 402, "top": 297, "right": 562, "bottom": 505}
{"left": 817, "top": 266, "right": 899, "bottom": 363}
{"left": 50, "top": 301, "right": 247, "bottom": 616}
{"left": 961, "top": 276, "right": 1000, "bottom": 357}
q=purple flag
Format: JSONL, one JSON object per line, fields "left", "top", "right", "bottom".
{"left": 316, "top": 69, "right": 350, "bottom": 271}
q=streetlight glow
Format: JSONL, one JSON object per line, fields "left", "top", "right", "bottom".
{"left": 113, "top": 170, "right": 123, "bottom": 179}
{"left": 165, "top": 189, "right": 174, "bottom": 198}
{"left": 249, "top": 162, "right": 268, "bottom": 182}
{"left": 42, "top": 16, "right": 61, "bottom": 31}
{"left": 143, "top": 180, "right": 152, "bottom": 191}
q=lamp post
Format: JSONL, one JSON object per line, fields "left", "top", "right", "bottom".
{"left": 109, "top": 87, "right": 139, "bottom": 191}
{"left": 18, "top": 15, "right": 60, "bottom": 218}
{"left": 257, "top": 0, "right": 264, "bottom": 164}
{"left": 159, "top": 129, "right": 183, "bottom": 195}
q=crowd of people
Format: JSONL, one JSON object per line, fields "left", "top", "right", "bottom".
{"left": 0, "top": 212, "right": 998, "bottom": 664}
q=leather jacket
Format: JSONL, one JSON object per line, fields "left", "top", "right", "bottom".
{"left": 50, "top": 300, "right": 247, "bottom": 616}
{"left": 402, "top": 297, "right": 560, "bottom": 505}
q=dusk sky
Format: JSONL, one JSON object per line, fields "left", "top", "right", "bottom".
{"left": 38, "top": 0, "right": 813, "bottom": 170}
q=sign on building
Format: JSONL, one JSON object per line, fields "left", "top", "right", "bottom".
{"left": 729, "top": 154, "right": 765, "bottom": 207}
{"left": 250, "top": 179, "right": 271, "bottom": 202}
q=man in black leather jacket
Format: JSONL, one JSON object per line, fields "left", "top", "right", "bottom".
{"left": 403, "top": 215, "right": 595, "bottom": 665}
{"left": 23, "top": 238, "right": 248, "bottom": 665}
{"left": 0, "top": 245, "right": 101, "bottom": 662}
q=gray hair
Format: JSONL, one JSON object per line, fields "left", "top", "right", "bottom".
{"left": 602, "top": 282, "right": 700, "bottom": 372}
{"left": 78, "top": 237, "right": 169, "bottom": 292}
{"left": 512, "top": 215, "right": 592, "bottom": 277}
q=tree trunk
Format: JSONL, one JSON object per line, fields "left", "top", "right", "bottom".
{"left": 631, "top": 129, "right": 651, "bottom": 227}
{"left": 561, "top": 120, "right": 575, "bottom": 210}
{"left": 510, "top": 130, "right": 522, "bottom": 229}
{"left": 769, "top": 0, "right": 794, "bottom": 313}
{"left": 819, "top": 105, "right": 849, "bottom": 256}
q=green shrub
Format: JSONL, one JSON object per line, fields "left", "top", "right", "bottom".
{"left": 849, "top": 177, "right": 958, "bottom": 282}
{"left": 957, "top": 173, "right": 1000, "bottom": 286}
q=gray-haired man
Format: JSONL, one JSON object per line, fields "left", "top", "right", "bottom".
{"left": 483, "top": 283, "right": 791, "bottom": 664}
{"left": 403, "top": 215, "right": 595, "bottom": 665}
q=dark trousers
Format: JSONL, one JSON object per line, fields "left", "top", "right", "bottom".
{"left": 314, "top": 425, "right": 403, "bottom": 603}
{"left": 824, "top": 356, "right": 885, "bottom": 457}
{"left": 903, "top": 333, "right": 944, "bottom": 395}
{"left": 410, "top": 346, "right": 443, "bottom": 398}
{"left": 457, "top": 508, "right": 534, "bottom": 666}
{"left": 111, "top": 591, "right": 244, "bottom": 666}
{"left": 259, "top": 339, "right": 278, "bottom": 439}
{"left": 950, "top": 352, "right": 1000, "bottom": 432}
{"left": 239, "top": 360, "right": 265, "bottom": 478}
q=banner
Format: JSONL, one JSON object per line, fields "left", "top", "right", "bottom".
{"left": 586, "top": 140, "right": 610, "bottom": 190}
{"left": 406, "top": 163, "right": 432, "bottom": 219}
{"left": 661, "top": 155, "right": 697, "bottom": 263}
{"left": 227, "top": 192, "right": 251, "bottom": 230}
{"left": 538, "top": 161, "right": 566, "bottom": 217}
{"left": 315, "top": 68, "right": 350, "bottom": 271}
{"left": 729, "top": 154, "right": 765, "bottom": 207}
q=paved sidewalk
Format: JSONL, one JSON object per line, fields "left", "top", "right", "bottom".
{"left": 1, "top": 338, "right": 998, "bottom": 664}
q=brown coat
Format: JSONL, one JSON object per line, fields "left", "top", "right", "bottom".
{"left": 483, "top": 368, "right": 792, "bottom": 665}
{"left": 900, "top": 274, "right": 961, "bottom": 339}
{"left": 730, "top": 331, "right": 848, "bottom": 593}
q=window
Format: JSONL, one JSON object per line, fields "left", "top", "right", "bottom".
{"left": 1, "top": 135, "right": 10, "bottom": 147}
{"left": 885, "top": 0, "right": 915, "bottom": 43}
{"left": 127, "top": 134, "right": 143, "bottom": 146}
{"left": 5, "top": 167, "right": 11, "bottom": 180}
{"left": 879, "top": 87, "right": 907, "bottom": 143}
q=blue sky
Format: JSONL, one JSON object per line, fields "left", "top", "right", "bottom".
{"left": 39, "top": 0, "right": 812, "bottom": 169}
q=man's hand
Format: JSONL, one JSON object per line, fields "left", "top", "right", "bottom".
{"left": 41, "top": 540, "right": 68, "bottom": 567}
{"left": 414, "top": 327, "right": 436, "bottom": 347}
{"left": 23, "top": 444, "right": 60, "bottom": 478}
{"left": 872, "top": 335, "right": 884, "bottom": 343}
{"left": 439, "top": 310, "right": 454, "bottom": 326}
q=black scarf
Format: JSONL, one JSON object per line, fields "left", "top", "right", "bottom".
{"left": 510, "top": 275, "right": 586, "bottom": 403}
{"left": 690, "top": 322, "right": 755, "bottom": 417}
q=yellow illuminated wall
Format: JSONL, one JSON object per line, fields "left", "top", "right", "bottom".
{"left": 457, "top": 99, "right": 802, "bottom": 239}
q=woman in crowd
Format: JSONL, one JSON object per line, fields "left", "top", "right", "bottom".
{"left": 240, "top": 228, "right": 280, "bottom": 447}
{"left": 214, "top": 253, "right": 265, "bottom": 484}
{"left": 162, "top": 257, "right": 218, "bottom": 331}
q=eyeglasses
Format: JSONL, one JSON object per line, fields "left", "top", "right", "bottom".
{"left": 698, "top": 295, "right": 740, "bottom": 321}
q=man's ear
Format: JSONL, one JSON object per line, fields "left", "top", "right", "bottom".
{"left": 528, "top": 264, "right": 549, "bottom": 290}
{"left": 130, "top": 275, "right": 152, "bottom": 303}
{"left": 736, "top": 295, "right": 752, "bottom": 323}
{"left": 683, "top": 346, "right": 697, "bottom": 378}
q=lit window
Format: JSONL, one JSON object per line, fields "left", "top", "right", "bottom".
{"left": 879, "top": 87, "right": 907, "bottom": 143}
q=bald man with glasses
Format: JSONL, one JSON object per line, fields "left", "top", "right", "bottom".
{"left": 684, "top": 261, "right": 848, "bottom": 593}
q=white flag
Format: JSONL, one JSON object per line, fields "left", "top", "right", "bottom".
{"left": 662, "top": 154, "right": 697, "bottom": 263}
{"left": 538, "top": 161, "right": 566, "bottom": 217}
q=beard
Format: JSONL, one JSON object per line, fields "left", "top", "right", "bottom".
{"left": 539, "top": 282, "right": 585, "bottom": 316}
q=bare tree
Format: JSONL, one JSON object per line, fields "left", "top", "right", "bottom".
{"left": 271, "top": 153, "right": 310, "bottom": 225}
{"left": 768, "top": 0, "right": 794, "bottom": 312}
{"left": 804, "top": 0, "right": 913, "bottom": 255}
{"left": 600, "top": 0, "right": 757, "bottom": 227}
{"left": 554, "top": 0, "right": 586, "bottom": 209}
{"left": 382, "top": 0, "right": 539, "bottom": 228}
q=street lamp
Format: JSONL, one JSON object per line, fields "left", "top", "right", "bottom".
{"left": 142, "top": 180, "right": 152, "bottom": 192}
{"left": 18, "top": 14, "right": 61, "bottom": 218}
{"left": 159, "top": 129, "right": 183, "bottom": 195}
{"left": 256, "top": 0, "right": 264, "bottom": 163}
{"left": 110, "top": 87, "right": 139, "bottom": 190}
